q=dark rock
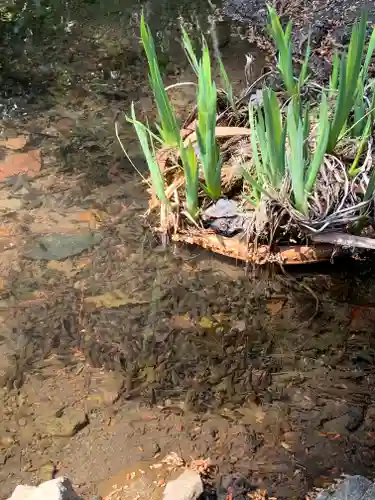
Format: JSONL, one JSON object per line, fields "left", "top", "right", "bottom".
{"left": 346, "top": 406, "right": 365, "bottom": 432}
{"left": 322, "top": 413, "right": 351, "bottom": 434}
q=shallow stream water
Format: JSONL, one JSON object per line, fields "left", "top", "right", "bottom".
{"left": 1, "top": 1, "right": 375, "bottom": 498}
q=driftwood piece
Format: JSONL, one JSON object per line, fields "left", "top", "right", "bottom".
{"left": 170, "top": 228, "right": 335, "bottom": 265}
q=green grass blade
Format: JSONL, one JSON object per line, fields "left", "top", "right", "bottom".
{"left": 302, "top": 102, "right": 310, "bottom": 159}
{"left": 327, "top": 56, "right": 348, "bottom": 151}
{"left": 349, "top": 115, "right": 372, "bottom": 176}
{"left": 140, "top": 13, "right": 180, "bottom": 146}
{"left": 346, "top": 12, "right": 367, "bottom": 90}
{"left": 248, "top": 104, "right": 263, "bottom": 179}
{"left": 267, "top": 5, "right": 297, "bottom": 96}
{"left": 181, "top": 25, "right": 199, "bottom": 75}
{"left": 248, "top": 104, "right": 264, "bottom": 201}
{"left": 362, "top": 25, "right": 375, "bottom": 81}
{"left": 327, "top": 13, "right": 369, "bottom": 151}
{"left": 285, "top": 21, "right": 292, "bottom": 44}
{"left": 196, "top": 43, "right": 221, "bottom": 200}
{"left": 263, "top": 89, "right": 284, "bottom": 186}
{"left": 303, "top": 102, "right": 310, "bottom": 140}
{"left": 330, "top": 51, "right": 340, "bottom": 95}
{"left": 130, "top": 104, "right": 168, "bottom": 204}
{"left": 286, "top": 102, "right": 307, "bottom": 214}
{"left": 218, "top": 56, "right": 236, "bottom": 111}
{"left": 256, "top": 110, "right": 270, "bottom": 174}
{"left": 242, "top": 166, "right": 271, "bottom": 202}
{"left": 305, "top": 93, "right": 329, "bottom": 194}
{"left": 179, "top": 141, "right": 199, "bottom": 218}
{"left": 298, "top": 32, "right": 311, "bottom": 89}
{"left": 353, "top": 79, "right": 366, "bottom": 136}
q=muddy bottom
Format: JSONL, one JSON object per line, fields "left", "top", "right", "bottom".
{"left": 1, "top": 3, "right": 375, "bottom": 500}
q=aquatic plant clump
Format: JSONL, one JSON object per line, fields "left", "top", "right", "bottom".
{"left": 120, "top": 8, "right": 375, "bottom": 264}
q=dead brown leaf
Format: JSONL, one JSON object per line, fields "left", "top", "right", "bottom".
{"left": 0, "top": 226, "right": 13, "bottom": 237}
{"left": 0, "top": 149, "right": 41, "bottom": 181}
{"left": 169, "top": 314, "right": 194, "bottom": 329}
{"left": 76, "top": 209, "right": 106, "bottom": 228}
{"left": 0, "top": 135, "right": 28, "bottom": 151}
{"left": 267, "top": 300, "right": 285, "bottom": 316}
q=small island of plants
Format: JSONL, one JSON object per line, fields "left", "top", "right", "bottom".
{"left": 120, "top": 8, "right": 375, "bottom": 264}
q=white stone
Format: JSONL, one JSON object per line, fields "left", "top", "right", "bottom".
{"left": 7, "top": 477, "right": 80, "bottom": 500}
{"left": 163, "top": 469, "right": 203, "bottom": 500}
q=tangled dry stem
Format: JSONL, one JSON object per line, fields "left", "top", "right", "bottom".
{"left": 291, "top": 141, "right": 374, "bottom": 233}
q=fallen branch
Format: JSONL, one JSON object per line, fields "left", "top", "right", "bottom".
{"left": 311, "top": 232, "right": 375, "bottom": 250}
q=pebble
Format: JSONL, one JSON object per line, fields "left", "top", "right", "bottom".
{"left": 0, "top": 435, "right": 14, "bottom": 449}
{"left": 46, "top": 408, "right": 88, "bottom": 438}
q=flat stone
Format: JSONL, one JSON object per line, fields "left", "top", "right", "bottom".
{"left": 46, "top": 408, "right": 88, "bottom": 438}
{"left": 322, "top": 413, "right": 351, "bottom": 435}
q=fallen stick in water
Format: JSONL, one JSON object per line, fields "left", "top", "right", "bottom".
{"left": 311, "top": 232, "right": 375, "bottom": 250}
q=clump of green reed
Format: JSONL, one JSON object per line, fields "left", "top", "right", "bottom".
{"left": 326, "top": 12, "right": 375, "bottom": 151}
{"left": 268, "top": 6, "right": 375, "bottom": 155}
{"left": 286, "top": 95, "right": 329, "bottom": 214}
{"left": 244, "top": 89, "right": 329, "bottom": 216}
{"left": 140, "top": 17, "right": 200, "bottom": 219}
{"left": 269, "top": 5, "right": 375, "bottom": 185}
{"left": 243, "top": 89, "right": 284, "bottom": 207}
{"left": 181, "top": 27, "right": 223, "bottom": 200}
{"left": 196, "top": 41, "right": 222, "bottom": 200}
{"left": 133, "top": 17, "right": 223, "bottom": 219}
{"left": 140, "top": 13, "right": 180, "bottom": 147}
